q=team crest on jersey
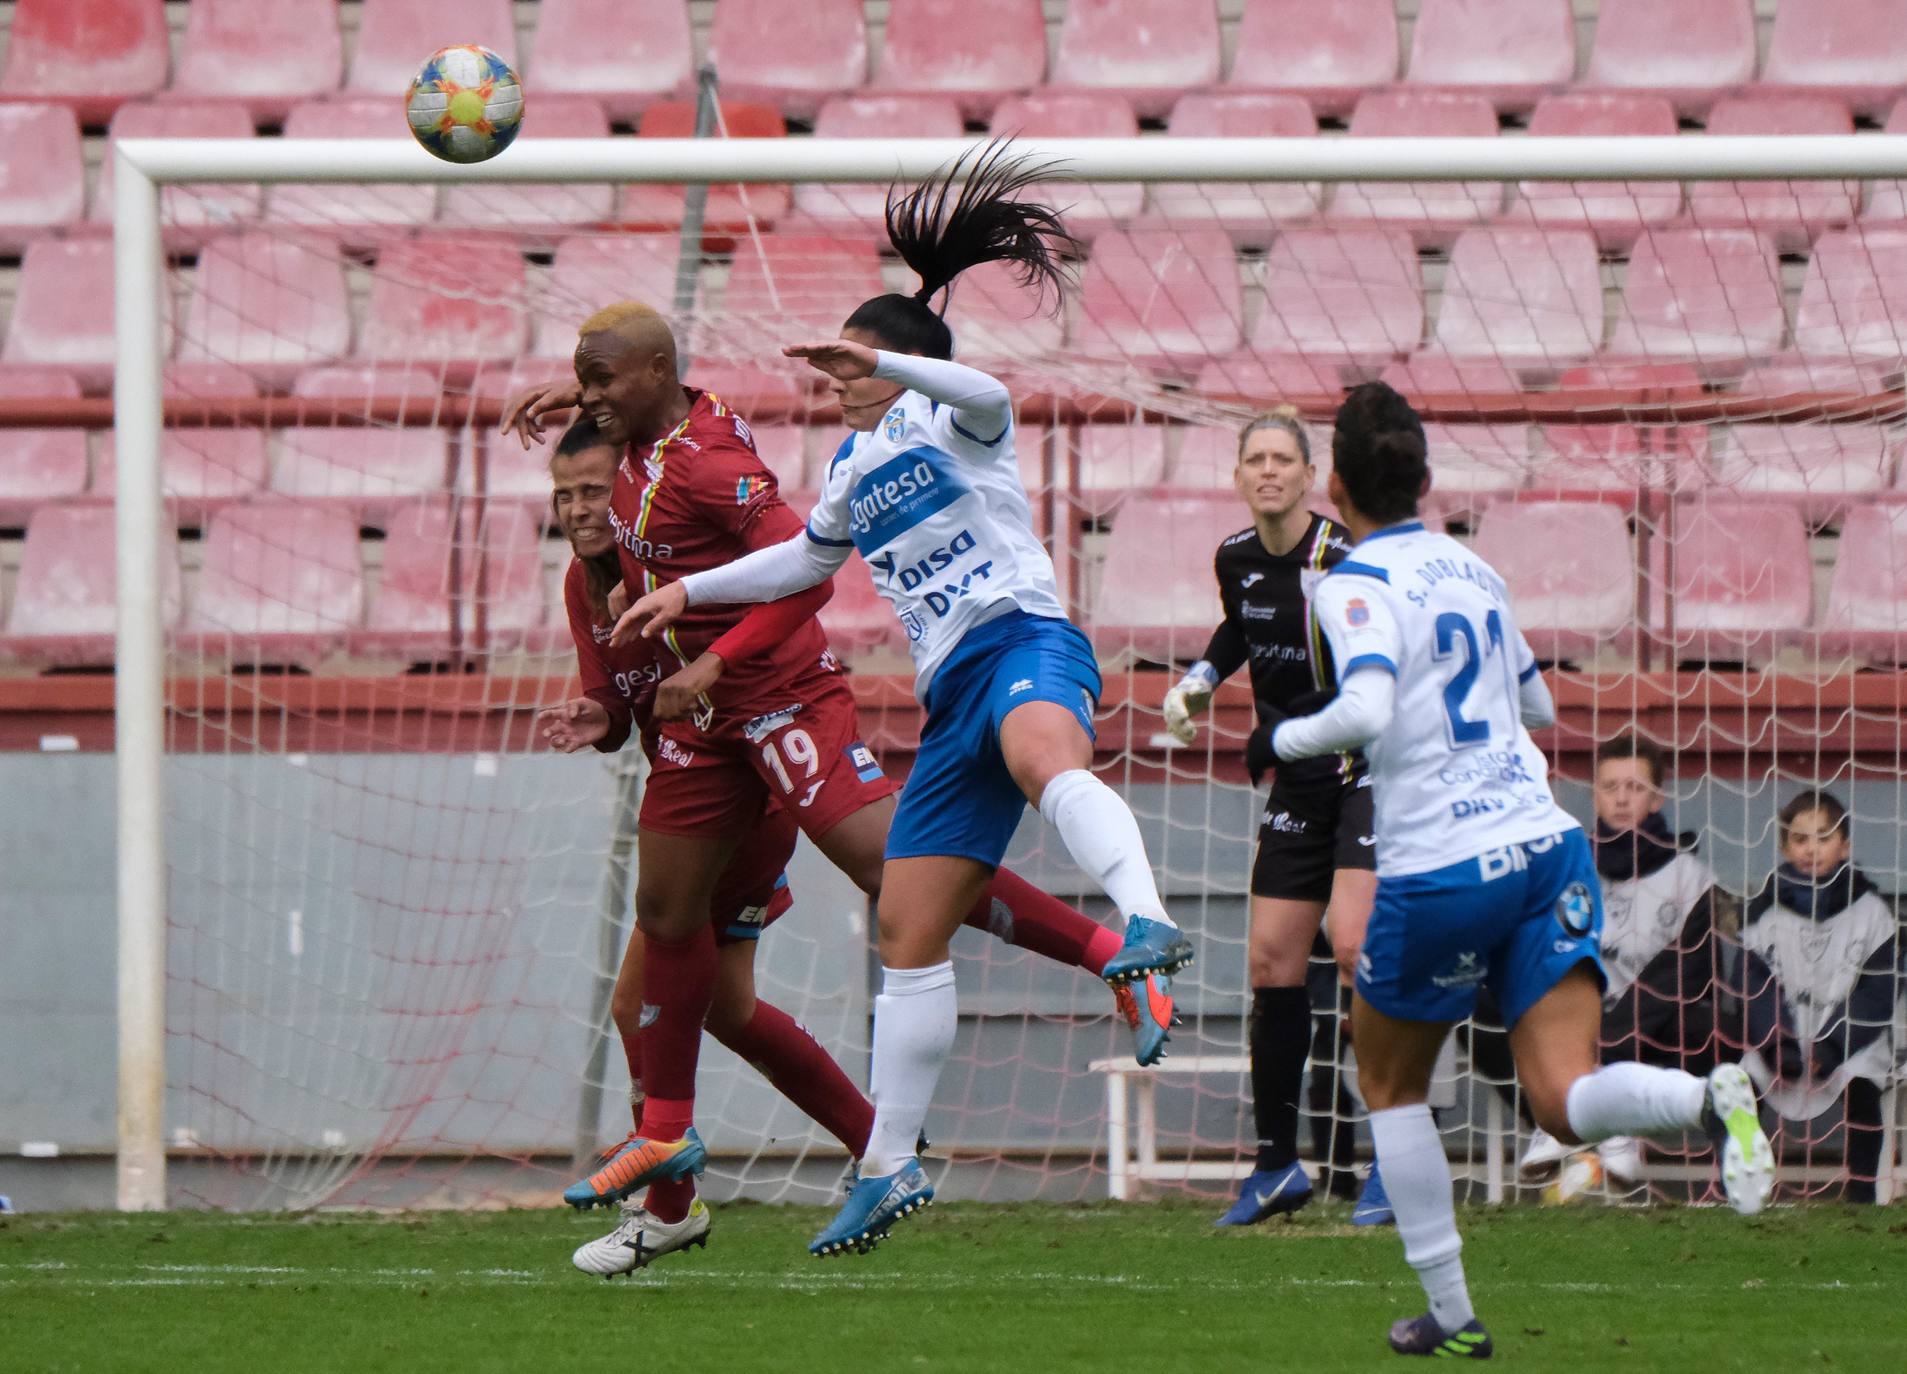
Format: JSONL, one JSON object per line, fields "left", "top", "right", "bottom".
{"left": 901, "top": 608, "right": 927, "bottom": 641}
{"left": 1556, "top": 881, "right": 1596, "bottom": 937}
{"left": 1346, "top": 598, "right": 1370, "bottom": 626}
{"left": 883, "top": 407, "right": 906, "bottom": 443}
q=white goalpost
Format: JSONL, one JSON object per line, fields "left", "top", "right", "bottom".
{"left": 111, "top": 134, "right": 1907, "bottom": 1212}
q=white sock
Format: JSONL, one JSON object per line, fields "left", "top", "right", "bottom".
{"left": 861, "top": 961, "right": 957, "bottom": 1176}
{"left": 1565, "top": 1063, "right": 1707, "bottom": 1143}
{"left": 1369, "top": 1103, "right": 1474, "bottom": 1332}
{"left": 1037, "top": 769, "right": 1173, "bottom": 926}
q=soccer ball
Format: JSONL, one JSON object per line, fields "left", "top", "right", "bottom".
{"left": 1540, "top": 1150, "right": 1604, "bottom": 1206}
{"left": 406, "top": 45, "right": 524, "bottom": 164}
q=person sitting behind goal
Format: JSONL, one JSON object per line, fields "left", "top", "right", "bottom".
{"left": 1732, "top": 789, "right": 1900, "bottom": 1206}
{"left": 1519, "top": 733, "right": 1732, "bottom": 1190}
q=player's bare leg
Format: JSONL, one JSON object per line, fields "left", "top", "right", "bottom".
{"left": 810, "top": 855, "right": 988, "bottom": 1257}
{"left": 1002, "top": 701, "right": 1193, "bottom": 990}
{"left": 1509, "top": 966, "right": 1772, "bottom": 1215}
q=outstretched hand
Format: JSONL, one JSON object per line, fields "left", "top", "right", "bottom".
{"left": 612, "top": 581, "right": 689, "bottom": 648}
{"left": 538, "top": 697, "right": 611, "bottom": 754}
{"left": 498, "top": 379, "right": 581, "bottom": 450}
{"left": 783, "top": 339, "right": 880, "bottom": 382}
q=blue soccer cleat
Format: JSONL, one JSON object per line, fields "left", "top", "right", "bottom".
{"left": 562, "top": 1127, "right": 706, "bottom": 1210}
{"left": 1101, "top": 916, "right": 1195, "bottom": 987}
{"left": 1352, "top": 1164, "right": 1395, "bottom": 1227}
{"left": 811, "top": 1159, "right": 934, "bottom": 1257}
{"left": 1214, "top": 1161, "right": 1312, "bottom": 1227}
{"left": 1114, "top": 973, "right": 1176, "bottom": 1066}
{"left": 1387, "top": 1313, "right": 1493, "bottom": 1359}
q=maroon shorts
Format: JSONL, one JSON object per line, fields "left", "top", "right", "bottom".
{"left": 640, "top": 670, "right": 899, "bottom": 842}
{"left": 708, "top": 800, "right": 798, "bottom": 945}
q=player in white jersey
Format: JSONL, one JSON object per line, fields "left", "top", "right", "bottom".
{"left": 1259, "top": 383, "right": 1775, "bottom": 1359}
{"left": 620, "top": 144, "right": 1193, "bottom": 1257}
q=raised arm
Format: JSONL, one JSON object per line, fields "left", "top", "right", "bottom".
{"left": 870, "top": 350, "right": 1012, "bottom": 444}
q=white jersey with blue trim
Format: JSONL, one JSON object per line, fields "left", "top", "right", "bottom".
{"left": 1308, "top": 521, "right": 1577, "bottom": 877}
{"left": 805, "top": 384, "right": 1067, "bottom": 694}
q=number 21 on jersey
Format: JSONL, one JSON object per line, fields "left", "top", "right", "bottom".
{"left": 1432, "top": 608, "right": 1517, "bottom": 749}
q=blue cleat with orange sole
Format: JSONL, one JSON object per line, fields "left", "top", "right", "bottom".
{"left": 563, "top": 1127, "right": 706, "bottom": 1210}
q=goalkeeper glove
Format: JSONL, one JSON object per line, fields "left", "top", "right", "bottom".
{"left": 1244, "top": 707, "right": 1291, "bottom": 788}
{"left": 1161, "top": 661, "right": 1220, "bottom": 745}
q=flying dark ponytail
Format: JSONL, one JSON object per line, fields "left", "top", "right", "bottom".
{"left": 843, "top": 138, "right": 1077, "bottom": 359}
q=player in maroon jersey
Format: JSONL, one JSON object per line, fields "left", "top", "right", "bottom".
{"left": 540, "top": 416, "right": 884, "bottom": 1274}
{"left": 501, "top": 305, "right": 1157, "bottom": 1233}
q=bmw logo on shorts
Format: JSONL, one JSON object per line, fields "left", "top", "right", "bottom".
{"left": 1555, "top": 881, "right": 1595, "bottom": 937}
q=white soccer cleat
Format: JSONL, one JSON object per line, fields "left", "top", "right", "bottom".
{"left": 571, "top": 1197, "right": 710, "bottom": 1278}
{"left": 1706, "top": 1063, "right": 1775, "bottom": 1216}
{"left": 1598, "top": 1135, "right": 1644, "bottom": 1187}
{"left": 1517, "top": 1126, "right": 1573, "bottom": 1181}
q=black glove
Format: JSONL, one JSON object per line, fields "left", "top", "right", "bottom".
{"left": 1244, "top": 707, "right": 1289, "bottom": 788}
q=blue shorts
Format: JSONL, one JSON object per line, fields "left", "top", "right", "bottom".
{"left": 1355, "top": 827, "right": 1606, "bottom": 1031}
{"left": 885, "top": 610, "right": 1101, "bottom": 867}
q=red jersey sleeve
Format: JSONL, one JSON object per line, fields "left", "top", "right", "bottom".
{"left": 709, "top": 579, "right": 834, "bottom": 665}
{"left": 690, "top": 410, "right": 807, "bottom": 548}
{"left": 563, "top": 560, "right": 639, "bottom": 753}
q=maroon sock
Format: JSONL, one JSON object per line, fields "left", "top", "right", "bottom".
{"left": 717, "top": 1000, "right": 874, "bottom": 1157}
{"left": 969, "top": 868, "right": 1124, "bottom": 976}
{"left": 635, "top": 926, "right": 715, "bottom": 1223}
{"left": 639, "top": 1096, "right": 697, "bottom": 1223}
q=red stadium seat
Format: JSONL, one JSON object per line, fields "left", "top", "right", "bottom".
{"left": 1687, "top": 97, "right": 1859, "bottom": 253}
{"left": 818, "top": 555, "right": 901, "bottom": 657}
{"left": 1405, "top": 0, "right": 1576, "bottom": 113}
{"left": 708, "top": 0, "right": 866, "bottom": 120}
{"left": 1820, "top": 504, "right": 1907, "bottom": 664}
{"left": 1171, "top": 426, "right": 1241, "bottom": 493}
{"left": 1199, "top": 353, "right": 1348, "bottom": 403}
{"left": 1430, "top": 228, "right": 1603, "bottom": 379}
{"left": 347, "top": 0, "right": 517, "bottom": 95}
{"left": 1582, "top": 0, "right": 1755, "bottom": 118}
{"left": 1510, "top": 93, "right": 1682, "bottom": 252}
{"left": 532, "top": 235, "right": 683, "bottom": 359}
{"left": 989, "top": 94, "right": 1143, "bottom": 238}
{"left": 89, "top": 101, "right": 262, "bottom": 248}
{"left": 352, "top": 499, "right": 544, "bottom": 660}
{"left": 1473, "top": 501, "right": 1635, "bottom": 661}
{"left": 943, "top": 259, "right": 1069, "bottom": 375}
{"left": 270, "top": 98, "right": 440, "bottom": 246}
{"left": 1226, "top": 0, "right": 1398, "bottom": 118}
{"left": 0, "top": 0, "right": 168, "bottom": 124}
{"left": 1759, "top": 0, "right": 1907, "bottom": 118}
{"left": 1149, "top": 95, "right": 1320, "bottom": 249}
{"left": 1707, "top": 423, "right": 1895, "bottom": 523}
{"left": 1528, "top": 422, "right": 1655, "bottom": 506}
{"left": 0, "top": 504, "right": 181, "bottom": 669}
{"left": 748, "top": 424, "right": 810, "bottom": 492}
{"left": 527, "top": 0, "right": 693, "bottom": 119}
{"left": 1422, "top": 423, "right": 1530, "bottom": 512}
{"left": 792, "top": 96, "right": 966, "bottom": 228}
{"left": 184, "top": 498, "right": 363, "bottom": 668}
{"left": 0, "top": 104, "right": 84, "bottom": 252}
{"left": 1075, "top": 228, "right": 1245, "bottom": 376}
{"left": 94, "top": 363, "right": 270, "bottom": 525}
{"left": 463, "top": 361, "right": 577, "bottom": 512}
{"left": 1380, "top": 356, "right": 1522, "bottom": 398}
{"left": 1090, "top": 496, "right": 1240, "bottom": 660}
{"left": 175, "top": 0, "right": 344, "bottom": 121}
{"left": 1735, "top": 356, "right": 1897, "bottom": 397}
{"left": 439, "top": 97, "right": 614, "bottom": 244}
{"left": 1070, "top": 424, "right": 1169, "bottom": 517}
{"left": 1605, "top": 230, "right": 1787, "bottom": 379}
{"left": 1050, "top": 0, "right": 1222, "bottom": 121}
{"left": 1330, "top": 92, "right": 1504, "bottom": 246}
{"left": 273, "top": 367, "right": 453, "bottom": 522}
{"left": 622, "top": 101, "right": 791, "bottom": 238}
{"left": 1251, "top": 229, "right": 1423, "bottom": 370}
{"left": 1655, "top": 500, "right": 1813, "bottom": 663}
{"left": 875, "top": 0, "right": 1046, "bottom": 120}
{"left": 358, "top": 236, "right": 529, "bottom": 379}
{"left": 1, "top": 238, "right": 169, "bottom": 393}
{"left": 1863, "top": 99, "right": 1907, "bottom": 222}
{"left": 1793, "top": 228, "right": 1907, "bottom": 363}
{"left": 0, "top": 369, "right": 87, "bottom": 526}
{"left": 177, "top": 233, "right": 351, "bottom": 388}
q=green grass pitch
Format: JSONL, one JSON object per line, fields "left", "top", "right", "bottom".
{"left": 3, "top": 1200, "right": 1901, "bottom": 1372}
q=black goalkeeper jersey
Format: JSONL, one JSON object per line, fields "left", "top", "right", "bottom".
{"left": 1199, "top": 513, "right": 1362, "bottom": 786}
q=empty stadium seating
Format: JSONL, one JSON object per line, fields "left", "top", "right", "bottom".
{"left": 0, "top": 370, "right": 88, "bottom": 526}
{"left": 0, "top": 0, "right": 168, "bottom": 124}
{"left": 693, "top": 234, "right": 884, "bottom": 406}
{"left": 1687, "top": 96, "right": 1860, "bottom": 252}
{"left": 1090, "top": 496, "right": 1238, "bottom": 660}
{"left": 708, "top": 0, "right": 868, "bottom": 119}
{"left": 1820, "top": 504, "right": 1907, "bottom": 664}
{"left": 1198, "top": 354, "right": 1347, "bottom": 405}
{"left": 1331, "top": 92, "right": 1504, "bottom": 245}
{"left": 527, "top": 0, "right": 693, "bottom": 119}
{"left": 1149, "top": 95, "right": 1320, "bottom": 249}
{"left": 1512, "top": 93, "right": 1683, "bottom": 251}
{"left": 1759, "top": 0, "right": 1907, "bottom": 118}
{"left": 1430, "top": 228, "right": 1603, "bottom": 379}
{"left": 817, "top": 553, "right": 900, "bottom": 654}
{"left": 351, "top": 500, "right": 545, "bottom": 660}
{"left": 0, "top": 104, "right": 84, "bottom": 252}
{"left": 1605, "top": 229, "right": 1787, "bottom": 377}
{"left": 1421, "top": 423, "right": 1530, "bottom": 510}
{"left": 88, "top": 101, "right": 262, "bottom": 248}
{"left": 272, "top": 367, "right": 453, "bottom": 521}
{"left": 1863, "top": 99, "right": 1907, "bottom": 222}
{"left": 177, "top": 233, "right": 352, "bottom": 387}
{"left": 1251, "top": 229, "right": 1423, "bottom": 371}
{"left": 1406, "top": 0, "right": 1576, "bottom": 113}
{"left": 1473, "top": 500, "right": 1636, "bottom": 661}
{"left": 792, "top": 96, "right": 966, "bottom": 227}
{"left": 1657, "top": 500, "right": 1814, "bottom": 663}
{"left": 357, "top": 237, "right": 530, "bottom": 377}
{"left": 1074, "top": 229, "right": 1245, "bottom": 375}
{"left": 1227, "top": 0, "right": 1398, "bottom": 117}
{"left": 347, "top": 0, "right": 517, "bottom": 95}
{"left": 94, "top": 363, "right": 271, "bottom": 525}
{"left": 943, "top": 260, "right": 1069, "bottom": 373}
{"left": 989, "top": 94, "right": 1143, "bottom": 237}
{"left": 532, "top": 235, "right": 684, "bottom": 359}
{"left": 621, "top": 101, "right": 791, "bottom": 237}
{"left": 174, "top": 0, "right": 344, "bottom": 121}
{"left": 1706, "top": 423, "right": 1895, "bottom": 523}
{"left": 874, "top": 0, "right": 1046, "bottom": 119}
{"left": 748, "top": 424, "right": 810, "bottom": 493}
{"left": 1050, "top": 0, "right": 1222, "bottom": 120}
{"left": 1793, "top": 227, "right": 1907, "bottom": 362}
{"left": 438, "top": 96, "right": 615, "bottom": 243}
{"left": 184, "top": 498, "right": 364, "bottom": 667}
{"left": 0, "top": 504, "right": 181, "bottom": 669}
{"left": 2, "top": 239, "right": 161, "bottom": 392}
{"left": 1582, "top": 0, "right": 1755, "bottom": 117}
{"left": 1071, "top": 424, "right": 1170, "bottom": 518}
{"left": 270, "top": 98, "right": 440, "bottom": 244}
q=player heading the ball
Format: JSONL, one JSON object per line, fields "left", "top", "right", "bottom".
{"left": 622, "top": 141, "right": 1196, "bottom": 1259}
{"left": 1262, "top": 382, "right": 1775, "bottom": 1360}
